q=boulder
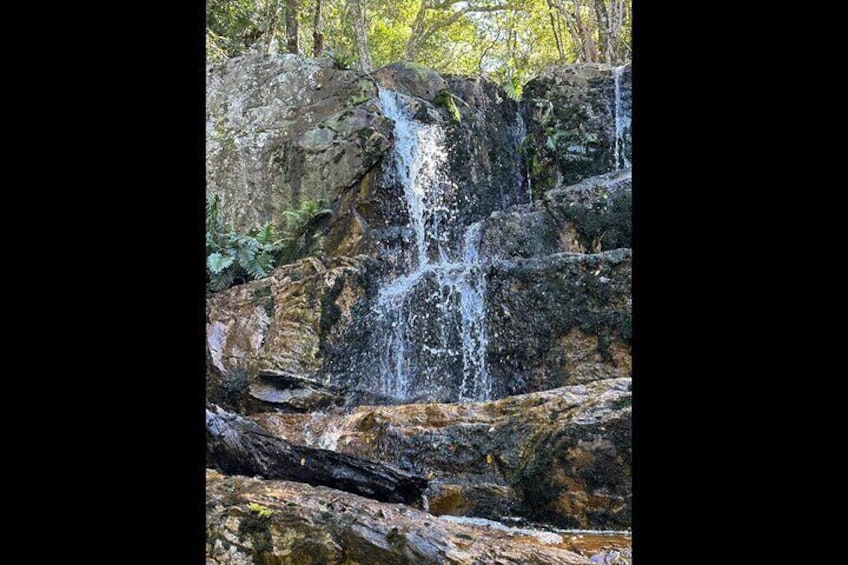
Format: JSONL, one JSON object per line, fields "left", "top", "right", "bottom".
{"left": 374, "top": 61, "right": 449, "bottom": 101}
{"left": 480, "top": 168, "right": 631, "bottom": 259}
{"left": 207, "top": 54, "right": 393, "bottom": 235}
{"left": 253, "top": 378, "right": 632, "bottom": 528}
{"left": 206, "top": 254, "right": 379, "bottom": 394}
{"left": 206, "top": 469, "right": 629, "bottom": 564}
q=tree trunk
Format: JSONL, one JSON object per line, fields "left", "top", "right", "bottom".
{"left": 554, "top": 1, "right": 584, "bottom": 62}
{"left": 264, "top": 0, "right": 280, "bottom": 54}
{"left": 285, "top": 0, "right": 299, "bottom": 54}
{"left": 350, "top": 0, "right": 373, "bottom": 71}
{"left": 573, "top": 0, "right": 598, "bottom": 62}
{"left": 312, "top": 0, "right": 324, "bottom": 57}
{"left": 206, "top": 405, "right": 427, "bottom": 505}
{"left": 547, "top": 0, "right": 565, "bottom": 61}
{"left": 594, "top": 0, "right": 612, "bottom": 64}
{"left": 405, "top": 0, "right": 429, "bottom": 61}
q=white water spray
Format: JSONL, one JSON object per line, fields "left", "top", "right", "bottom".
{"left": 613, "top": 65, "right": 631, "bottom": 170}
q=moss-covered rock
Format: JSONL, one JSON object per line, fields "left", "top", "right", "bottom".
{"left": 522, "top": 63, "right": 631, "bottom": 188}
{"left": 433, "top": 88, "right": 461, "bottom": 123}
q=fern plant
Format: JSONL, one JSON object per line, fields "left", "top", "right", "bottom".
{"left": 206, "top": 194, "right": 286, "bottom": 292}
{"left": 206, "top": 195, "right": 333, "bottom": 292}
{"left": 282, "top": 199, "right": 332, "bottom": 234}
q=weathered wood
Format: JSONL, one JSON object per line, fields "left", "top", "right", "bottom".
{"left": 206, "top": 405, "right": 428, "bottom": 505}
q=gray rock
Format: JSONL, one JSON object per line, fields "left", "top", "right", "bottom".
{"left": 373, "top": 61, "right": 449, "bottom": 101}
{"left": 206, "top": 54, "right": 392, "bottom": 235}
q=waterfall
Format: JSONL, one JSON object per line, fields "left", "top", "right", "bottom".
{"left": 613, "top": 65, "right": 631, "bottom": 170}
{"left": 378, "top": 88, "right": 450, "bottom": 268}
{"left": 372, "top": 88, "right": 490, "bottom": 402}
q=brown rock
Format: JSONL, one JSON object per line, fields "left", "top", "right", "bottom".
{"left": 252, "top": 378, "right": 631, "bottom": 528}
{"left": 206, "top": 254, "right": 376, "bottom": 401}
{"left": 206, "top": 469, "right": 601, "bottom": 564}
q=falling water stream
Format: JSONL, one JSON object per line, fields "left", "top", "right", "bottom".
{"left": 613, "top": 65, "right": 631, "bottom": 170}
{"left": 374, "top": 88, "right": 490, "bottom": 402}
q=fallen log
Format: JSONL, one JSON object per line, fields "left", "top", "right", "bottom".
{"left": 206, "top": 404, "right": 428, "bottom": 505}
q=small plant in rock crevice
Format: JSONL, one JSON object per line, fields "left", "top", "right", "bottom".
{"left": 206, "top": 195, "right": 332, "bottom": 292}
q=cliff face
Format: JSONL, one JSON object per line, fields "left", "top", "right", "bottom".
{"left": 206, "top": 53, "right": 633, "bottom": 557}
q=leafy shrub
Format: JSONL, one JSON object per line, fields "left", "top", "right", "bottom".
{"left": 502, "top": 74, "right": 524, "bottom": 101}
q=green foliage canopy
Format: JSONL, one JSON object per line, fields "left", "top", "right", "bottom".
{"left": 206, "top": 0, "right": 632, "bottom": 91}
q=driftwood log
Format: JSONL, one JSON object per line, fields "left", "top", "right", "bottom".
{"left": 206, "top": 405, "right": 428, "bottom": 504}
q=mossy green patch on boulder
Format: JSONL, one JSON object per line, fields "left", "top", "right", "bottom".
{"left": 433, "top": 88, "right": 461, "bottom": 123}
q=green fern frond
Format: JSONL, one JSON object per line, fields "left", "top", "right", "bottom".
{"left": 207, "top": 252, "right": 235, "bottom": 274}
{"left": 253, "top": 253, "right": 274, "bottom": 277}
{"left": 242, "top": 252, "right": 269, "bottom": 280}
{"left": 209, "top": 268, "right": 236, "bottom": 292}
{"left": 254, "top": 222, "right": 277, "bottom": 245}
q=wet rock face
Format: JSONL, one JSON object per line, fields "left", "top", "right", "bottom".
{"left": 522, "top": 63, "right": 631, "bottom": 190}
{"left": 252, "top": 378, "right": 631, "bottom": 527}
{"left": 486, "top": 249, "right": 632, "bottom": 397}
{"left": 206, "top": 54, "right": 393, "bottom": 234}
{"left": 443, "top": 76, "right": 529, "bottom": 226}
{"left": 370, "top": 65, "right": 529, "bottom": 252}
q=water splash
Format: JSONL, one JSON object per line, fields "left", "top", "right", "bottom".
{"left": 372, "top": 88, "right": 491, "bottom": 402}
{"left": 456, "top": 222, "right": 489, "bottom": 400}
{"left": 613, "top": 65, "right": 631, "bottom": 170}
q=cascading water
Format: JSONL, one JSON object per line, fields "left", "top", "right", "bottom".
{"left": 372, "top": 88, "right": 490, "bottom": 402}
{"left": 613, "top": 65, "right": 631, "bottom": 170}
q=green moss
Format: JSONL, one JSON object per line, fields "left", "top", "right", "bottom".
{"left": 433, "top": 88, "right": 461, "bottom": 124}
{"left": 248, "top": 503, "right": 275, "bottom": 518}
{"left": 238, "top": 504, "right": 274, "bottom": 554}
